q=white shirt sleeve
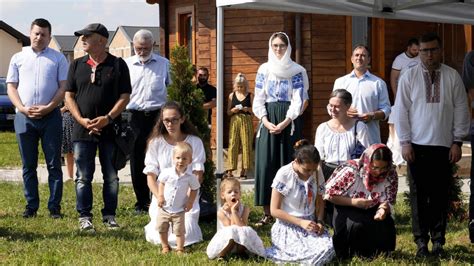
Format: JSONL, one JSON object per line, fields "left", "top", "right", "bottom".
{"left": 285, "top": 71, "right": 306, "bottom": 121}
{"left": 452, "top": 72, "right": 470, "bottom": 141}
{"left": 252, "top": 66, "right": 268, "bottom": 120}
{"left": 394, "top": 70, "right": 413, "bottom": 144}
{"left": 315, "top": 124, "right": 326, "bottom": 160}
{"left": 143, "top": 138, "right": 161, "bottom": 176}
{"left": 189, "top": 135, "right": 206, "bottom": 172}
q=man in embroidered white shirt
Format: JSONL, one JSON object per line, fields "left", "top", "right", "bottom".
{"left": 394, "top": 32, "right": 469, "bottom": 258}
{"left": 333, "top": 45, "right": 391, "bottom": 144}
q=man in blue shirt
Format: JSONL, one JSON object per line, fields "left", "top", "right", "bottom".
{"left": 125, "top": 29, "right": 170, "bottom": 214}
{"left": 6, "top": 18, "right": 69, "bottom": 219}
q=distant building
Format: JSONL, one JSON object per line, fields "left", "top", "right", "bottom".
{"left": 0, "top": 21, "right": 30, "bottom": 77}
{"left": 108, "top": 26, "right": 161, "bottom": 58}
{"left": 49, "top": 35, "right": 77, "bottom": 62}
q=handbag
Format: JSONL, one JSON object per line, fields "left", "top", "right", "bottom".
{"left": 350, "top": 120, "right": 366, "bottom": 159}
{"left": 112, "top": 120, "right": 136, "bottom": 170}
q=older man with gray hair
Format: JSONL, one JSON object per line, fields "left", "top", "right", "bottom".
{"left": 125, "top": 29, "right": 171, "bottom": 214}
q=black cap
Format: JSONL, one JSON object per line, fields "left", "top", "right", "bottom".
{"left": 74, "top": 23, "right": 109, "bottom": 38}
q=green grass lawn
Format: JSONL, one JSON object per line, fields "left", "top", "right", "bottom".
{"left": 0, "top": 182, "right": 472, "bottom": 264}
{"left": 0, "top": 131, "right": 44, "bottom": 168}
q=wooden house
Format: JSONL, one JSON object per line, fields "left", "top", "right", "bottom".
{"left": 147, "top": 0, "right": 474, "bottom": 145}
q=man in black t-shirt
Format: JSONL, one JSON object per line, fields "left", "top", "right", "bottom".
{"left": 65, "top": 23, "right": 131, "bottom": 232}
{"left": 196, "top": 67, "right": 216, "bottom": 128}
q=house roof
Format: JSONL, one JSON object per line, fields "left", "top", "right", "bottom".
{"left": 112, "top": 26, "right": 160, "bottom": 43}
{"left": 51, "top": 35, "right": 77, "bottom": 52}
{"left": 72, "top": 30, "right": 115, "bottom": 48}
{"left": 0, "top": 20, "right": 30, "bottom": 46}
{"left": 217, "top": 0, "right": 474, "bottom": 25}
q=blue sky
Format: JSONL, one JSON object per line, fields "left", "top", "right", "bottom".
{"left": 0, "top": 0, "right": 159, "bottom": 36}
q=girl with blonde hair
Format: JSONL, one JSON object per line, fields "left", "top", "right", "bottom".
{"left": 225, "top": 73, "right": 254, "bottom": 179}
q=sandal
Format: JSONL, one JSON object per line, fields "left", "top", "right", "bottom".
{"left": 239, "top": 170, "right": 247, "bottom": 180}
{"left": 224, "top": 170, "right": 234, "bottom": 178}
{"left": 161, "top": 245, "right": 171, "bottom": 254}
{"left": 254, "top": 215, "right": 274, "bottom": 227}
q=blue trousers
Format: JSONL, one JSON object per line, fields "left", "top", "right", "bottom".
{"left": 74, "top": 140, "right": 119, "bottom": 218}
{"left": 14, "top": 108, "right": 63, "bottom": 211}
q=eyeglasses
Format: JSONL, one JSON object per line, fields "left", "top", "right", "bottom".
{"left": 369, "top": 166, "right": 389, "bottom": 172}
{"left": 419, "top": 47, "right": 440, "bottom": 54}
{"left": 163, "top": 117, "right": 181, "bottom": 125}
{"left": 272, "top": 44, "right": 287, "bottom": 49}
{"left": 135, "top": 47, "right": 152, "bottom": 52}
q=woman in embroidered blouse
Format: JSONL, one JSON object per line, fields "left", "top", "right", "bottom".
{"left": 266, "top": 139, "right": 335, "bottom": 264}
{"left": 143, "top": 101, "right": 206, "bottom": 247}
{"left": 315, "top": 89, "right": 371, "bottom": 180}
{"left": 324, "top": 144, "right": 398, "bottom": 259}
{"left": 253, "top": 32, "right": 309, "bottom": 226}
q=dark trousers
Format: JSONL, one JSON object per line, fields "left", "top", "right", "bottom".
{"left": 408, "top": 144, "right": 451, "bottom": 246}
{"left": 129, "top": 109, "right": 160, "bottom": 210}
{"left": 333, "top": 205, "right": 396, "bottom": 259}
{"left": 470, "top": 135, "right": 474, "bottom": 221}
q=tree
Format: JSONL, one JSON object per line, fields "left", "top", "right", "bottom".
{"left": 167, "top": 45, "right": 216, "bottom": 204}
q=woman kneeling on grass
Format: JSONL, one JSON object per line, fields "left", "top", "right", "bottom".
{"left": 324, "top": 143, "right": 398, "bottom": 259}
{"left": 265, "top": 139, "right": 335, "bottom": 265}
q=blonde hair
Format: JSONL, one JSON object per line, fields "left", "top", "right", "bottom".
{"left": 173, "top": 141, "right": 193, "bottom": 157}
{"left": 233, "top": 73, "right": 249, "bottom": 93}
{"left": 220, "top": 178, "right": 241, "bottom": 204}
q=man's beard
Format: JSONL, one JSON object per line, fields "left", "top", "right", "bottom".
{"left": 198, "top": 78, "right": 208, "bottom": 84}
{"left": 136, "top": 52, "right": 152, "bottom": 62}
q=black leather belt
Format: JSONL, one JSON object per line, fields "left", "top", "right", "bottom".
{"left": 130, "top": 109, "right": 160, "bottom": 117}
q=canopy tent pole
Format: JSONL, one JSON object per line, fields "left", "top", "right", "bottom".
{"left": 215, "top": 5, "right": 224, "bottom": 212}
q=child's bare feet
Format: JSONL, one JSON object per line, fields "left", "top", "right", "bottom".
{"left": 176, "top": 249, "right": 185, "bottom": 255}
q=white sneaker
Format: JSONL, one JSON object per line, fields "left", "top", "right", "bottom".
{"left": 79, "top": 217, "right": 95, "bottom": 232}
{"left": 103, "top": 215, "right": 120, "bottom": 229}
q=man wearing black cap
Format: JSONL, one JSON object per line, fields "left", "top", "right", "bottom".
{"left": 65, "top": 23, "right": 131, "bottom": 232}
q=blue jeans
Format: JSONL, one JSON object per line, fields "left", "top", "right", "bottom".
{"left": 74, "top": 140, "right": 119, "bottom": 218}
{"left": 14, "top": 109, "right": 63, "bottom": 211}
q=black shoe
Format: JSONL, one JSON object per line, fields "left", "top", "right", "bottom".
{"left": 49, "top": 209, "right": 62, "bottom": 219}
{"left": 22, "top": 208, "right": 37, "bottom": 218}
{"left": 134, "top": 207, "right": 148, "bottom": 215}
{"left": 416, "top": 245, "right": 430, "bottom": 258}
{"left": 469, "top": 220, "right": 474, "bottom": 244}
{"left": 431, "top": 242, "right": 444, "bottom": 257}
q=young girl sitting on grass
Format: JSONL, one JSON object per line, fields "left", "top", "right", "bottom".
{"left": 206, "top": 178, "right": 265, "bottom": 259}
{"left": 266, "top": 139, "right": 335, "bottom": 264}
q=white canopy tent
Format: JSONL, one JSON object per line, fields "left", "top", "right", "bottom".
{"left": 213, "top": 0, "right": 474, "bottom": 180}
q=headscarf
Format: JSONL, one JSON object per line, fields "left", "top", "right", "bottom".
{"left": 357, "top": 143, "right": 395, "bottom": 191}
{"left": 267, "top": 32, "right": 306, "bottom": 79}
{"left": 462, "top": 50, "right": 474, "bottom": 90}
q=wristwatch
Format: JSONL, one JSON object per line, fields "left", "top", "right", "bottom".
{"left": 106, "top": 114, "right": 113, "bottom": 125}
{"left": 453, "top": 141, "right": 463, "bottom": 148}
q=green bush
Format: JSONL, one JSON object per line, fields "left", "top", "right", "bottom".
{"left": 167, "top": 45, "right": 216, "bottom": 203}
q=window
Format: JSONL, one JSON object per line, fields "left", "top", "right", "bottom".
{"left": 176, "top": 6, "right": 195, "bottom": 63}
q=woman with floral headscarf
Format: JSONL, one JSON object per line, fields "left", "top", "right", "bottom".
{"left": 253, "top": 32, "right": 309, "bottom": 226}
{"left": 324, "top": 144, "right": 398, "bottom": 259}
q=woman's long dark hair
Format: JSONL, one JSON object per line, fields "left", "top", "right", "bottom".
{"left": 147, "top": 101, "right": 199, "bottom": 144}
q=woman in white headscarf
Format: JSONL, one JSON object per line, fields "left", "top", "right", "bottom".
{"left": 253, "top": 32, "right": 309, "bottom": 226}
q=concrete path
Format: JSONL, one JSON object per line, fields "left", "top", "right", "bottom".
{"left": 0, "top": 158, "right": 470, "bottom": 195}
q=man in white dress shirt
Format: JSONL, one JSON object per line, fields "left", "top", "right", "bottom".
{"left": 333, "top": 45, "right": 391, "bottom": 144}
{"left": 395, "top": 32, "right": 469, "bottom": 258}
{"left": 125, "top": 29, "right": 170, "bottom": 214}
